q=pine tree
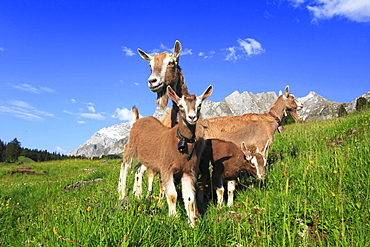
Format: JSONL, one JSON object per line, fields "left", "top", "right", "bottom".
{"left": 338, "top": 104, "right": 348, "bottom": 117}
{"left": 4, "top": 138, "right": 22, "bottom": 163}
{"left": 355, "top": 97, "right": 368, "bottom": 112}
{"left": 0, "top": 139, "right": 5, "bottom": 162}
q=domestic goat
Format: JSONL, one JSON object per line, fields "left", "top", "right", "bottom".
{"left": 203, "top": 86, "right": 302, "bottom": 160}
{"left": 198, "top": 139, "right": 268, "bottom": 207}
{"left": 138, "top": 40, "right": 188, "bottom": 127}
{"left": 118, "top": 85, "right": 213, "bottom": 226}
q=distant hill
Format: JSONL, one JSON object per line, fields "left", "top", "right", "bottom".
{"left": 68, "top": 90, "right": 370, "bottom": 158}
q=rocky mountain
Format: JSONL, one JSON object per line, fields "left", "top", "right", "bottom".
{"left": 68, "top": 122, "right": 131, "bottom": 157}
{"left": 68, "top": 90, "right": 369, "bottom": 158}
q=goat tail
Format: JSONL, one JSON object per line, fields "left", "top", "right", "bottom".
{"left": 131, "top": 106, "right": 140, "bottom": 123}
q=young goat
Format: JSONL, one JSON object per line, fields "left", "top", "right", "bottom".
{"left": 203, "top": 86, "right": 302, "bottom": 160}
{"left": 118, "top": 85, "right": 213, "bottom": 226}
{"left": 138, "top": 40, "right": 188, "bottom": 127}
{"left": 198, "top": 139, "right": 268, "bottom": 207}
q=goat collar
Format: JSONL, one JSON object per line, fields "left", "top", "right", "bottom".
{"left": 176, "top": 128, "right": 197, "bottom": 161}
{"left": 176, "top": 128, "right": 196, "bottom": 143}
{"left": 269, "top": 111, "right": 281, "bottom": 125}
{"left": 269, "top": 111, "right": 285, "bottom": 133}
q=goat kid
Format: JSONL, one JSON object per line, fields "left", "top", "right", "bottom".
{"left": 118, "top": 85, "right": 213, "bottom": 226}
{"left": 199, "top": 139, "right": 268, "bottom": 207}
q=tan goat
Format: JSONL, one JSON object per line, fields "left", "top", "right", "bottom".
{"left": 198, "top": 139, "right": 269, "bottom": 207}
{"left": 138, "top": 40, "right": 188, "bottom": 127}
{"left": 203, "top": 85, "right": 302, "bottom": 160}
{"left": 118, "top": 85, "right": 213, "bottom": 226}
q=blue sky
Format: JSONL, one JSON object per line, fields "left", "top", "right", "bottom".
{"left": 1, "top": 0, "right": 369, "bottom": 154}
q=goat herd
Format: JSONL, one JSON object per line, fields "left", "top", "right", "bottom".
{"left": 117, "top": 40, "right": 303, "bottom": 226}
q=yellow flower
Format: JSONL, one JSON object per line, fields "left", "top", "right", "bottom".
{"left": 86, "top": 206, "right": 92, "bottom": 212}
{"left": 309, "top": 160, "right": 314, "bottom": 164}
{"left": 333, "top": 170, "right": 337, "bottom": 174}
{"left": 52, "top": 227, "right": 58, "bottom": 235}
{"left": 138, "top": 206, "right": 142, "bottom": 212}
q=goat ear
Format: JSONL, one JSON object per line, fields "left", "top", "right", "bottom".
{"left": 167, "top": 86, "right": 181, "bottom": 104}
{"left": 173, "top": 40, "right": 182, "bottom": 62}
{"left": 199, "top": 85, "right": 213, "bottom": 101}
{"left": 137, "top": 49, "right": 153, "bottom": 62}
{"left": 284, "top": 85, "right": 290, "bottom": 98}
{"left": 241, "top": 142, "right": 252, "bottom": 160}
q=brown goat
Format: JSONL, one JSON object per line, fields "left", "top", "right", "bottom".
{"left": 198, "top": 139, "right": 268, "bottom": 207}
{"left": 138, "top": 40, "right": 188, "bottom": 127}
{"left": 118, "top": 85, "right": 213, "bottom": 226}
{"left": 203, "top": 86, "right": 302, "bottom": 160}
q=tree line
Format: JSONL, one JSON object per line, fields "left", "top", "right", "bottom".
{"left": 338, "top": 96, "right": 370, "bottom": 117}
{"left": 0, "top": 138, "right": 83, "bottom": 163}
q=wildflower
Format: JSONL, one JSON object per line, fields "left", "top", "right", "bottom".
{"left": 138, "top": 206, "right": 142, "bottom": 212}
{"left": 333, "top": 170, "right": 337, "bottom": 174}
{"left": 155, "top": 196, "right": 160, "bottom": 200}
{"left": 86, "top": 206, "right": 92, "bottom": 212}
{"left": 52, "top": 227, "right": 58, "bottom": 235}
{"left": 309, "top": 160, "right": 314, "bottom": 164}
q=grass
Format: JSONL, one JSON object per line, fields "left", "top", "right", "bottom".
{"left": 0, "top": 109, "right": 369, "bottom": 246}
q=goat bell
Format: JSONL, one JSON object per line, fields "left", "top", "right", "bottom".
{"left": 178, "top": 138, "right": 186, "bottom": 152}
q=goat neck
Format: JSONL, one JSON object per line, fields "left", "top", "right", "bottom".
{"left": 268, "top": 95, "right": 286, "bottom": 126}
{"left": 176, "top": 116, "right": 197, "bottom": 142}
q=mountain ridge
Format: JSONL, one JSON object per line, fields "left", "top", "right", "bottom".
{"left": 68, "top": 90, "right": 370, "bottom": 158}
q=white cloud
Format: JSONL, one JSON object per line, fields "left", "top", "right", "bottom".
{"left": 134, "top": 82, "right": 140, "bottom": 86}
{"left": 0, "top": 100, "right": 54, "bottom": 121}
{"left": 80, "top": 113, "right": 105, "bottom": 120}
{"left": 198, "top": 51, "right": 215, "bottom": 59}
{"left": 224, "top": 47, "right": 238, "bottom": 61}
{"left": 40, "top": 87, "right": 55, "bottom": 93}
{"left": 224, "top": 38, "right": 265, "bottom": 61}
{"left": 0, "top": 47, "right": 4, "bottom": 52}
{"left": 237, "top": 38, "right": 265, "bottom": 56}
{"left": 87, "top": 106, "right": 96, "bottom": 113}
{"left": 12, "top": 83, "right": 56, "bottom": 94}
{"left": 182, "top": 48, "right": 193, "bottom": 55}
{"left": 71, "top": 99, "right": 76, "bottom": 103}
{"left": 122, "top": 46, "right": 135, "bottom": 56}
{"left": 77, "top": 120, "right": 86, "bottom": 124}
{"left": 290, "top": 0, "right": 370, "bottom": 23}
{"left": 113, "top": 107, "right": 134, "bottom": 121}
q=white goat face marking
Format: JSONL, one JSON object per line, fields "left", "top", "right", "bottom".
{"left": 251, "top": 157, "right": 262, "bottom": 179}
{"left": 178, "top": 95, "right": 199, "bottom": 125}
{"left": 147, "top": 53, "right": 174, "bottom": 92}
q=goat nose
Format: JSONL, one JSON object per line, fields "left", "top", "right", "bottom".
{"left": 148, "top": 78, "right": 157, "bottom": 85}
{"left": 189, "top": 116, "right": 196, "bottom": 121}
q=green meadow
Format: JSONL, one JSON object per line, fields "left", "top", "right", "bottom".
{"left": 1, "top": 109, "right": 369, "bottom": 246}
